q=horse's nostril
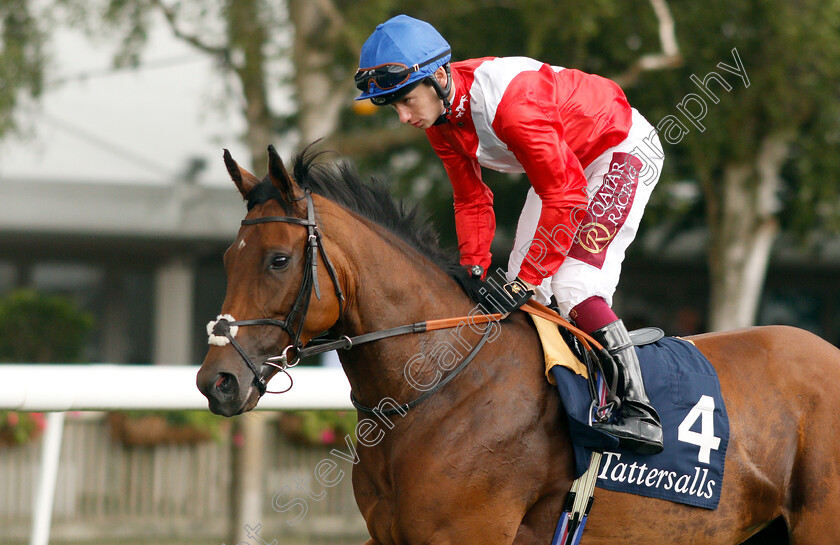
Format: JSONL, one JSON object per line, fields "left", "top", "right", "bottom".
{"left": 215, "top": 373, "right": 236, "bottom": 396}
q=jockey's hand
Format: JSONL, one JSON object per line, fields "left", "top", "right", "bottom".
{"left": 483, "top": 277, "right": 534, "bottom": 315}
{"left": 463, "top": 264, "right": 485, "bottom": 279}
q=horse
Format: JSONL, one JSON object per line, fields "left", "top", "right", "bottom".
{"left": 196, "top": 145, "right": 840, "bottom": 545}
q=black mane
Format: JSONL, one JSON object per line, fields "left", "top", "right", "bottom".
{"left": 244, "top": 149, "right": 484, "bottom": 303}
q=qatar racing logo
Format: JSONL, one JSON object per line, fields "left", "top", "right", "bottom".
{"left": 575, "top": 222, "right": 616, "bottom": 254}
{"left": 568, "top": 152, "right": 642, "bottom": 269}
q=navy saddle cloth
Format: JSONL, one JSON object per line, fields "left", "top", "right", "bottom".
{"left": 551, "top": 336, "right": 729, "bottom": 510}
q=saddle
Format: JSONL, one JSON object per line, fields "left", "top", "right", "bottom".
{"left": 521, "top": 300, "right": 663, "bottom": 390}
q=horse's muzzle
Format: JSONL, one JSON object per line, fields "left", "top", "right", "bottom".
{"left": 196, "top": 362, "right": 257, "bottom": 416}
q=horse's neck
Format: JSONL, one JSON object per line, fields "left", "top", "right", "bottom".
{"left": 324, "top": 210, "right": 483, "bottom": 407}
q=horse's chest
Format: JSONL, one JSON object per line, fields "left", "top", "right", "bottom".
{"left": 352, "top": 411, "right": 551, "bottom": 542}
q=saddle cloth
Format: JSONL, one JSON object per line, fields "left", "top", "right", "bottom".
{"left": 533, "top": 318, "right": 730, "bottom": 510}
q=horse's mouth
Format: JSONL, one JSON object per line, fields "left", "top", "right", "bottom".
{"left": 205, "top": 384, "right": 258, "bottom": 417}
{"left": 242, "top": 386, "right": 262, "bottom": 413}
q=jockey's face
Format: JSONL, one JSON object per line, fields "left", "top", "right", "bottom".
{"left": 391, "top": 67, "right": 449, "bottom": 130}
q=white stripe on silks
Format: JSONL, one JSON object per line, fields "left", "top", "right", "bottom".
{"left": 470, "top": 57, "right": 543, "bottom": 172}
{"left": 207, "top": 314, "right": 237, "bottom": 346}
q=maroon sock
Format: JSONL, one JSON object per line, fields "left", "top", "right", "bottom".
{"left": 569, "top": 296, "right": 618, "bottom": 334}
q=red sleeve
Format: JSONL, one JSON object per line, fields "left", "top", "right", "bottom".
{"left": 493, "top": 84, "right": 589, "bottom": 284}
{"left": 427, "top": 134, "right": 495, "bottom": 272}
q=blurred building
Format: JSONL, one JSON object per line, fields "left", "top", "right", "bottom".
{"left": 0, "top": 177, "right": 240, "bottom": 364}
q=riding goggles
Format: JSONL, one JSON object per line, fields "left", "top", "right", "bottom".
{"left": 354, "top": 50, "right": 451, "bottom": 93}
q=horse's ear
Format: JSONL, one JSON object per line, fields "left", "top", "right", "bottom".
{"left": 223, "top": 149, "right": 261, "bottom": 198}
{"left": 267, "top": 145, "right": 302, "bottom": 203}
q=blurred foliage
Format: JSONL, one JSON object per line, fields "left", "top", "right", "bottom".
{"left": 630, "top": 0, "right": 840, "bottom": 196}
{"left": 0, "top": 289, "right": 93, "bottom": 445}
{"left": 0, "top": 0, "right": 45, "bottom": 137}
{"left": 0, "top": 410, "right": 45, "bottom": 445}
{"left": 278, "top": 410, "right": 358, "bottom": 447}
{"left": 117, "top": 409, "right": 229, "bottom": 441}
{"left": 127, "top": 409, "right": 225, "bottom": 429}
{"left": 0, "top": 289, "right": 95, "bottom": 363}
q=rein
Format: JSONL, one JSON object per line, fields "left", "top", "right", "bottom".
{"left": 351, "top": 326, "right": 493, "bottom": 417}
{"left": 208, "top": 190, "right": 609, "bottom": 415}
{"left": 335, "top": 303, "right": 608, "bottom": 417}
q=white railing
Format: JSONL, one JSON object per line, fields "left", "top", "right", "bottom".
{"left": 0, "top": 364, "right": 353, "bottom": 545}
{"left": 0, "top": 364, "right": 352, "bottom": 411}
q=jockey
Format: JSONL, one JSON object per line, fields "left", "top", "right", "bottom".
{"left": 355, "top": 15, "right": 665, "bottom": 455}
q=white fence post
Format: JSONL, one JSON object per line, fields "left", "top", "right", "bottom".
{"left": 30, "top": 411, "right": 66, "bottom": 545}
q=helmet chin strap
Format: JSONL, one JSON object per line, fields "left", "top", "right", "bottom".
{"left": 430, "top": 63, "right": 453, "bottom": 125}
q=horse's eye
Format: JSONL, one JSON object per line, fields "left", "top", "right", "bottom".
{"left": 269, "top": 254, "right": 290, "bottom": 270}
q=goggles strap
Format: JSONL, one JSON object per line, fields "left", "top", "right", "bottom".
{"left": 429, "top": 63, "right": 453, "bottom": 123}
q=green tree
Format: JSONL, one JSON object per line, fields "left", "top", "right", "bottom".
{"left": 0, "top": 0, "right": 45, "bottom": 137}
{"left": 630, "top": 0, "right": 840, "bottom": 330}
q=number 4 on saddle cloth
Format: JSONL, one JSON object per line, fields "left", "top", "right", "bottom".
{"left": 532, "top": 313, "right": 730, "bottom": 510}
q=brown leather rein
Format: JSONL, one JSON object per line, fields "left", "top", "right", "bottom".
{"left": 337, "top": 300, "right": 607, "bottom": 417}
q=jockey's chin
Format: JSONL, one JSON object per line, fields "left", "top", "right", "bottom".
{"left": 410, "top": 119, "right": 434, "bottom": 130}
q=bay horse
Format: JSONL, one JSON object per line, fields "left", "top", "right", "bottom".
{"left": 197, "top": 146, "right": 840, "bottom": 545}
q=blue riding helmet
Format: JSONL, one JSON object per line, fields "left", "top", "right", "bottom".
{"left": 355, "top": 15, "right": 452, "bottom": 105}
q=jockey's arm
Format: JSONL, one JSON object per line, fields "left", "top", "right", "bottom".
{"left": 494, "top": 97, "right": 588, "bottom": 285}
{"left": 433, "top": 143, "right": 496, "bottom": 274}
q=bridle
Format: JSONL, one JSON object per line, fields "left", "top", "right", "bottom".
{"left": 207, "top": 189, "right": 345, "bottom": 396}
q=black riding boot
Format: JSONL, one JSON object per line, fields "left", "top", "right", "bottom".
{"left": 592, "top": 320, "right": 664, "bottom": 455}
